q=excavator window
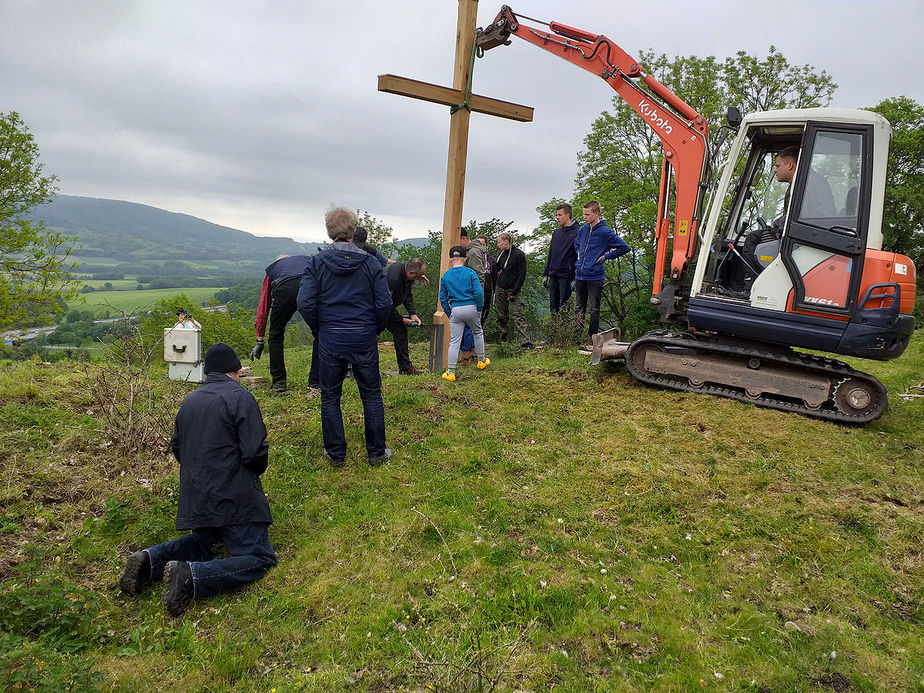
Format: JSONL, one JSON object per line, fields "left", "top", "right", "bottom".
{"left": 793, "top": 130, "right": 862, "bottom": 232}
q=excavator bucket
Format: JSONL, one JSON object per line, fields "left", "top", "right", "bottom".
{"left": 589, "top": 327, "right": 630, "bottom": 366}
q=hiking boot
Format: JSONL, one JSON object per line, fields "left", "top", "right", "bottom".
{"left": 477, "top": 357, "right": 491, "bottom": 370}
{"left": 521, "top": 342, "right": 535, "bottom": 350}
{"left": 271, "top": 380, "right": 287, "bottom": 393}
{"left": 162, "top": 561, "right": 194, "bottom": 617}
{"left": 368, "top": 448, "right": 393, "bottom": 467}
{"left": 119, "top": 550, "right": 152, "bottom": 596}
{"left": 325, "top": 449, "right": 346, "bottom": 468}
{"left": 399, "top": 366, "right": 422, "bottom": 375}
{"left": 441, "top": 371, "right": 456, "bottom": 382}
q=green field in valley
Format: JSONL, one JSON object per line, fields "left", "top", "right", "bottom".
{"left": 76, "top": 287, "right": 227, "bottom": 317}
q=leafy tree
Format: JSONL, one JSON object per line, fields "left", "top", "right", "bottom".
{"left": 214, "top": 279, "right": 264, "bottom": 312}
{"left": 0, "top": 111, "right": 79, "bottom": 332}
{"left": 536, "top": 48, "right": 837, "bottom": 333}
{"left": 866, "top": 96, "right": 924, "bottom": 281}
{"left": 357, "top": 210, "right": 396, "bottom": 247}
{"left": 137, "top": 293, "right": 254, "bottom": 357}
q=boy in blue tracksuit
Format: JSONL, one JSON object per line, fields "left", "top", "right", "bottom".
{"left": 573, "top": 200, "right": 631, "bottom": 345}
{"left": 438, "top": 246, "right": 489, "bottom": 382}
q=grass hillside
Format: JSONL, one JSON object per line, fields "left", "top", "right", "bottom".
{"left": 1, "top": 334, "right": 923, "bottom": 691}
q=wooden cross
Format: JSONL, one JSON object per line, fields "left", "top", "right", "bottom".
{"left": 378, "top": 0, "right": 533, "bottom": 371}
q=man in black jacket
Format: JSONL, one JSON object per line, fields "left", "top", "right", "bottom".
{"left": 119, "top": 343, "right": 276, "bottom": 617}
{"left": 494, "top": 231, "right": 533, "bottom": 349}
{"left": 385, "top": 258, "right": 427, "bottom": 375}
{"left": 542, "top": 203, "right": 580, "bottom": 313}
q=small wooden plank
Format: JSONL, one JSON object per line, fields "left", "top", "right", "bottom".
{"left": 378, "top": 74, "right": 534, "bottom": 122}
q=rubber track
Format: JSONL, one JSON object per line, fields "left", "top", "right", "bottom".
{"left": 624, "top": 330, "right": 888, "bottom": 424}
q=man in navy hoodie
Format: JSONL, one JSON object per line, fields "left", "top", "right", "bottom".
{"left": 297, "top": 207, "right": 393, "bottom": 468}
{"left": 542, "top": 203, "right": 580, "bottom": 313}
{"left": 573, "top": 200, "right": 631, "bottom": 346}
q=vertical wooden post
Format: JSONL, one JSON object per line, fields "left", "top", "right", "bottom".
{"left": 430, "top": 0, "right": 479, "bottom": 371}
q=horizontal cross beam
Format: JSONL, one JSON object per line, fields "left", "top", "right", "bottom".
{"left": 377, "top": 74, "right": 534, "bottom": 123}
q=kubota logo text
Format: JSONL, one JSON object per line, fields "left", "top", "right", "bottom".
{"left": 639, "top": 100, "right": 672, "bottom": 134}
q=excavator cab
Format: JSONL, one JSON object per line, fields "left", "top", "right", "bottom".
{"left": 690, "top": 109, "right": 916, "bottom": 362}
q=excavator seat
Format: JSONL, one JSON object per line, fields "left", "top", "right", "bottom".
{"left": 753, "top": 239, "right": 780, "bottom": 269}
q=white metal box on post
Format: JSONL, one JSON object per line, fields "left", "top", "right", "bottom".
{"left": 164, "top": 327, "right": 205, "bottom": 383}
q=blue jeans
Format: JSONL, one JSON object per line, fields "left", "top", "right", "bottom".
{"left": 574, "top": 278, "right": 605, "bottom": 340}
{"left": 549, "top": 276, "right": 573, "bottom": 313}
{"left": 145, "top": 523, "right": 276, "bottom": 599}
{"left": 319, "top": 344, "right": 387, "bottom": 462}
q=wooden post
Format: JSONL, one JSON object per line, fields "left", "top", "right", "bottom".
{"left": 378, "top": 0, "right": 533, "bottom": 371}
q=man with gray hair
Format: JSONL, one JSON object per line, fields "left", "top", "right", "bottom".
{"left": 297, "top": 206, "right": 393, "bottom": 467}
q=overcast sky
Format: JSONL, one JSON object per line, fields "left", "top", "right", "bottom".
{"left": 2, "top": 1, "right": 922, "bottom": 243}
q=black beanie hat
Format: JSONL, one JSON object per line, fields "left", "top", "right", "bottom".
{"left": 204, "top": 342, "right": 242, "bottom": 375}
{"left": 449, "top": 245, "right": 467, "bottom": 259}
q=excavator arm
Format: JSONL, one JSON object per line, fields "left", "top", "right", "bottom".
{"left": 477, "top": 6, "right": 710, "bottom": 317}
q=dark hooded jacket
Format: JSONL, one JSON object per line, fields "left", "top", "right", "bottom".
{"left": 171, "top": 372, "right": 271, "bottom": 529}
{"left": 297, "top": 242, "right": 392, "bottom": 352}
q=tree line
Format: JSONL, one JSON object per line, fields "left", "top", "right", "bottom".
{"left": 2, "top": 46, "right": 922, "bottom": 338}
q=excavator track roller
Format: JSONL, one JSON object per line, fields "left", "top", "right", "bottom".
{"left": 621, "top": 331, "right": 888, "bottom": 424}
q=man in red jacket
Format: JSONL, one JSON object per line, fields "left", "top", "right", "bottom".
{"left": 252, "top": 254, "right": 313, "bottom": 392}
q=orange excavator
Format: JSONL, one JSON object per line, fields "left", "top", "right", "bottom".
{"left": 477, "top": 6, "right": 917, "bottom": 423}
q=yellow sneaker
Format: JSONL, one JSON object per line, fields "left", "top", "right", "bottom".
{"left": 477, "top": 357, "right": 490, "bottom": 370}
{"left": 441, "top": 371, "right": 456, "bottom": 382}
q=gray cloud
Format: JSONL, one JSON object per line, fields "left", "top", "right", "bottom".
{"left": 2, "top": 0, "right": 921, "bottom": 242}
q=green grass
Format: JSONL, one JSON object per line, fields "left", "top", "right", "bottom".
{"left": 76, "top": 287, "right": 226, "bottom": 316}
{"left": 1, "top": 333, "right": 923, "bottom": 691}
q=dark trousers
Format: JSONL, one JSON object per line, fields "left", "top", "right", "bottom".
{"left": 574, "top": 278, "right": 604, "bottom": 340}
{"left": 385, "top": 311, "right": 413, "bottom": 371}
{"left": 145, "top": 523, "right": 276, "bottom": 599}
{"left": 494, "top": 286, "right": 530, "bottom": 344}
{"left": 549, "top": 276, "right": 573, "bottom": 313}
{"left": 268, "top": 277, "right": 300, "bottom": 386}
{"left": 318, "top": 343, "right": 387, "bottom": 463}
{"left": 482, "top": 287, "right": 493, "bottom": 324}
{"left": 309, "top": 332, "right": 320, "bottom": 388}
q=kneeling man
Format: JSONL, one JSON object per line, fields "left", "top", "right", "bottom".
{"left": 119, "top": 342, "right": 276, "bottom": 617}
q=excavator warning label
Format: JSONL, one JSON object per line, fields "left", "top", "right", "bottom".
{"left": 678, "top": 220, "right": 689, "bottom": 236}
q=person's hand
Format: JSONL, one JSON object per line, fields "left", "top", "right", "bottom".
{"left": 542, "top": 276, "right": 549, "bottom": 289}
{"left": 418, "top": 275, "right": 431, "bottom": 286}
{"left": 250, "top": 339, "right": 264, "bottom": 360}
{"left": 409, "top": 314, "right": 421, "bottom": 327}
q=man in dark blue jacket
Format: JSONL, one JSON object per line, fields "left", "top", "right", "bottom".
{"left": 119, "top": 343, "right": 276, "bottom": 617}
{"left": 573, "top": 200, "right": 631, "bottom": 346}
{"left": 297, "top": 206, "right": 393, "bottom": 468}
{"left": 542, "top": 203, "right": 580, "bottom": 313}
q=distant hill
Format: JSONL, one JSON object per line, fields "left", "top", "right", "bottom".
{"left": 29, "top": 196, "right": 324, "bottom": 279}
{"left": 28, "top": 195, "right": 432, "bottom": 287}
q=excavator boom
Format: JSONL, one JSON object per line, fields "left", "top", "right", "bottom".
{"left": 478, "top": 6, "right": 709, "bottom": 301}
